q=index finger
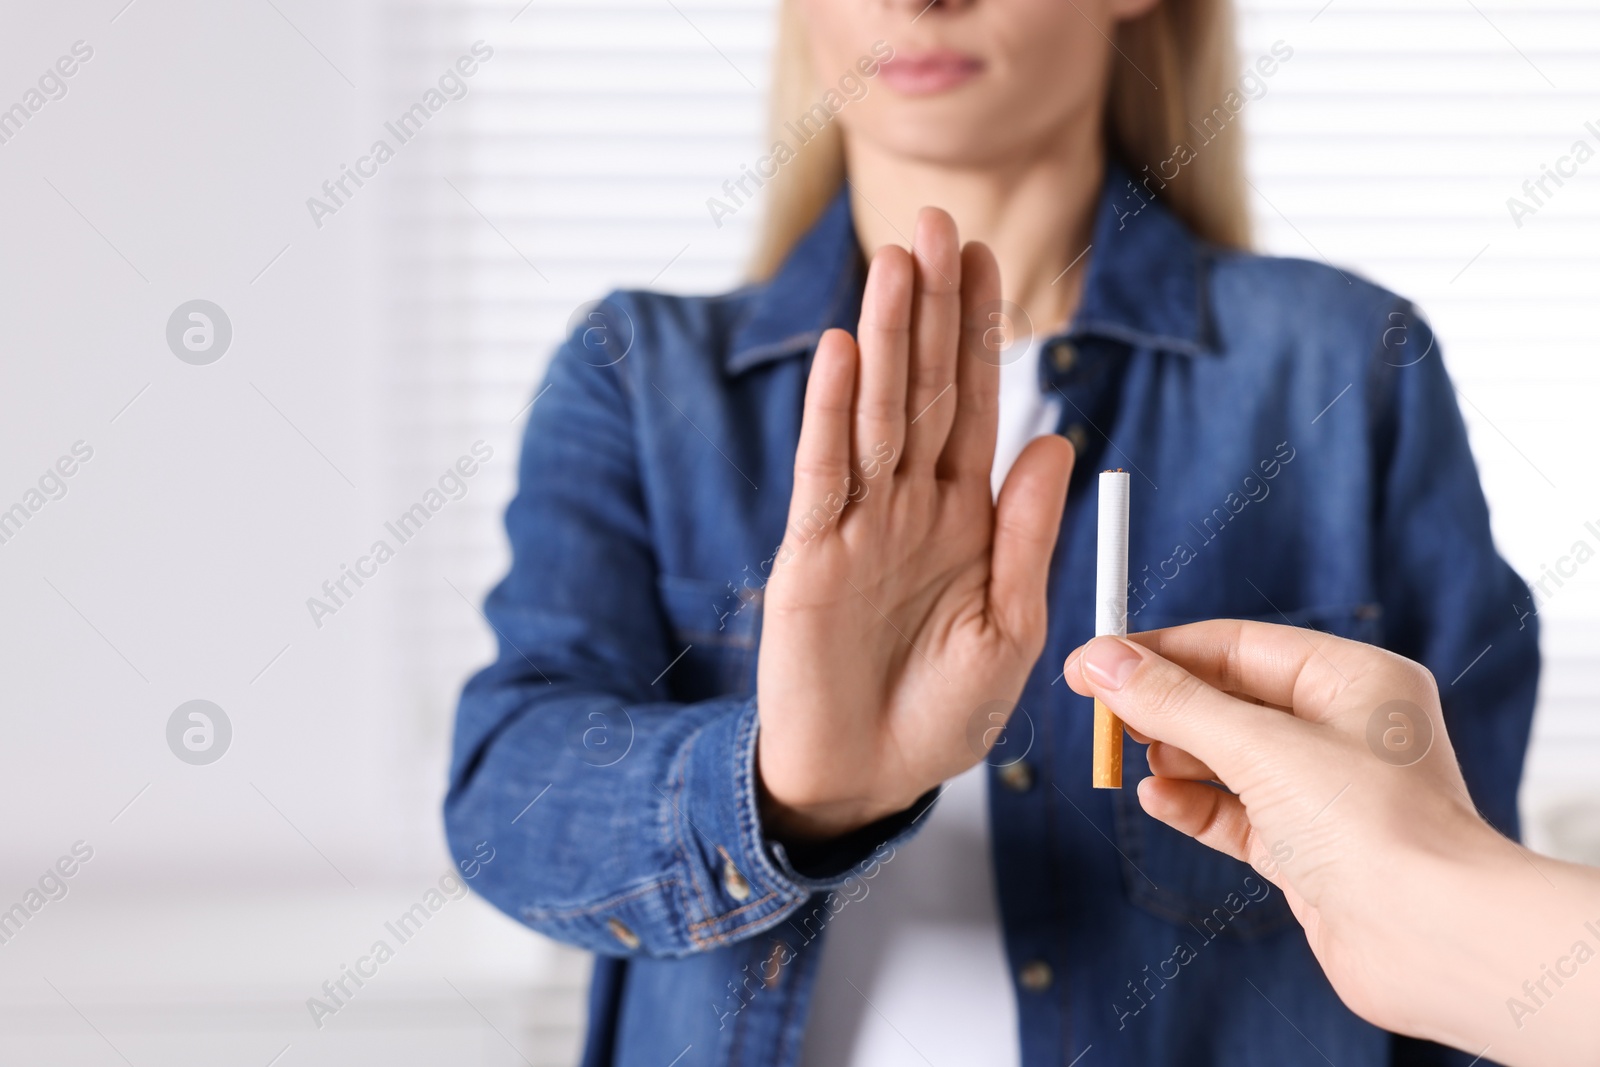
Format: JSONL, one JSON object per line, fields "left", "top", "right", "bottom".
{"left": 1065, "top": 635, "right": 1301, "bottom": 787}
{"left": 1126, "top": 619, "right": 1397, "bottom": 727}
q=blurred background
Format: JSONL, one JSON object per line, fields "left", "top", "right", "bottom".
{"left": 1, "top": 0, "right": 1596, "bottom": 1063}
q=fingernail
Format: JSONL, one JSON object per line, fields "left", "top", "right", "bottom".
{"left": 1084, "top": 637, "right": 1142, "bottom": 691}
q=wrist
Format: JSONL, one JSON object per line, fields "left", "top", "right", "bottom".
{"left": 1386, "top": 820, "right": 1570, "bottom": 1059}
{"left": 756, "top": 771, "right": 918, "bottom": 845}
{"left": 753, "top": 731, "right": 928, "bottom": 844}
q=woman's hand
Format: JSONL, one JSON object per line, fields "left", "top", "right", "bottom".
{"left": 755, "top": 208, "right": 1074, "bottom": 842}
{"left": 1065, "top": 622, "right": 1600, "bottom": 1066}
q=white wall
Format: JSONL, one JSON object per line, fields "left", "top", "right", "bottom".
{"left": 0, "top": 0, "right": 1595, "bottom": 1062}
{"left": 0, "top": 1, "right": 584, "bottom": 1063}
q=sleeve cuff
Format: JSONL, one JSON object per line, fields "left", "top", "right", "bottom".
{"left": 669, "top": 696, "right": 938, "bottom": 947}
{"left": 768, "top": 789, "right": 939, "bottom": 884}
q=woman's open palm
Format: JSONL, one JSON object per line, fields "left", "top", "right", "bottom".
{"left": 756, "top": 208, "right": 1075, "bottom": 841}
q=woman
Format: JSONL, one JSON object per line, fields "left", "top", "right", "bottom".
{"left": 445, "top": 0, "right": 1538, "bottom": 1064}
{"left": 1065, "top": 622, "right": 1597, "bottom": 1067}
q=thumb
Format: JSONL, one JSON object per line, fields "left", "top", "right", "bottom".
{"left": 987, "top": 434, "right": 1073, "bottom": 641}
{"left": 1067, "top": 636, "right": 1294, "bottom": 790}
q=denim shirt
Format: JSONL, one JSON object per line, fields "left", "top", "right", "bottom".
{"left": 445, "top": 164, "right": 1538, "bottom": 1067}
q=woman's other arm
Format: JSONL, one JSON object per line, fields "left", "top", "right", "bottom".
{"left": 1369, "top": 305, "right": 1539, "bottom": 838}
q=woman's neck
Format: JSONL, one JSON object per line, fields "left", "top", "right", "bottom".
{"left": 842, "top": 125, "right": 1105, "bottom": 338}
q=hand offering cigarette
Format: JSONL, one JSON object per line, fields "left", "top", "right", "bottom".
{"left": 1093, "top": 470, "right": 1129, "bottom": 788}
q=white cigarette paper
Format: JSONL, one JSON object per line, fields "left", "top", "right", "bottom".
{"left": 1095, "top": 471, "right": 1130, "bottom": 639}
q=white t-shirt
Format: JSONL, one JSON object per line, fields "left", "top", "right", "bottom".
{"left": 799, "top": 342, "right": 1061, "bottom": 1067}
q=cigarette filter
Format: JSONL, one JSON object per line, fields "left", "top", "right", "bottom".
{"left": 1093, "top": 470, "right": 1129, "bottom": 789}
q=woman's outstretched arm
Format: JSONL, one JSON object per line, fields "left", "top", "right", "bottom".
{"left": 443, "top": 311, "right": 825, "bottom": 959}
{"left": 445, "top": 208, "right": 1075, "bottom": 959}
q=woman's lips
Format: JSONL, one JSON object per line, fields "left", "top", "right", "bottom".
{"left": 878, "top": 50, "right": 984, "bottom": 96}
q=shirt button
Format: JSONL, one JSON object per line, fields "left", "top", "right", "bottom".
{"left": 997, "top": 760, "right": 1035, "bottom": 793}
{"left": 762, "top": 939, "right": 790, "bottom": 989}
{"left": 723, "top": 856, "right": 752, "bottom": 902}
{"left": 1018, "top": 960, "right": 1053, "bottom": 992}
{"left": 606, "top": 917, "right": 641, "bottom": 950}
{"left": 1064, "top": 423, "right": 1090, "bottom": 454}
{"left": 1050, "top": 341, "right": 1078, "bottom": 374}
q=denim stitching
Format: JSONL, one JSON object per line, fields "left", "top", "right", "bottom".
{"left": 673, "top": 719, "right": 717, "bottom": 927}
{"left": 687, "top": 889, "right": 782, "bottom": 933}
{"left": 687, "top": 898, "right": 795, "bottom": 950}
{"left": 524, "top": 875, "right": 678, "bottom": 922}
{"left": 733, "top": 699, "right": 806, "bottom": 901}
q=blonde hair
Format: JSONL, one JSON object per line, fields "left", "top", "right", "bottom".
{"left": 749, "top": 0, "right": 1251, "bottom": 280}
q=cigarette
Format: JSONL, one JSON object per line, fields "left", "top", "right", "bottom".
{"left": 1093, "top": 470, "right": 1129, "bottom": 789}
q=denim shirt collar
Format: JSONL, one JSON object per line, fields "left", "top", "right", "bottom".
{"left": 724, "top": 160, "right": 1213, "bottom": 376}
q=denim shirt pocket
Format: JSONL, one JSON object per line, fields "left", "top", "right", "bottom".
{"left": 655, "top": 575, "right": 763, "bottom": 699}
{"left": 1111, "top": 603, "right": 1384, "bottom": 939}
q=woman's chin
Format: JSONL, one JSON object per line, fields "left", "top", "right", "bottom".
{"left": 854, "top": 123, "right": 1021, "bottom": 169}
